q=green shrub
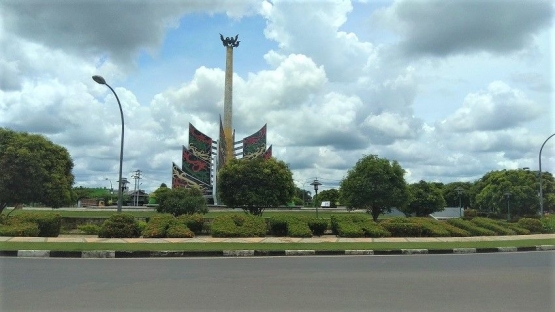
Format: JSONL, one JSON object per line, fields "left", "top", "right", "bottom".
{"left": 541, "top": 215, "right": 555, "bottom": 233}
{"left": 331, "top": 215, "right": 390, "bottom": 238}
{"left": 142, "top": 214, "right": 175, "bottom": 238}
{"left": 177, "top": 213, "right": 205, "bottom": 234}
{"left": 471, "top": 217, "right": 516, "bottom": 235}
{"left": 336, "top": 222, "right": 365, "bottom": 237}
{"left": 166, "top": 220, "right": 194, "bottom": 238}
{"left": 307, "top": 218, "right": 328, "bottom": 236}
{"left": 360, "top": 222, "right": 391, "bottom": 238}
{"left": 447, "top": 218, "right": 496, "bottom": 236}
{"left": 269, "top": 216, "right": 289, "bottom": 236}
{"left": 156, "top": 187, "right": 208, "bottom": 216}
{"left": 0, "top": 222, "right": 40, "bottom": 237}
{"left": 464, "top": 209, "right": 478, "bottom": 218}
{"left": 99, "top": 214, "right": 141, "bottom": 238}
{"left": 287, "top": 219, "right": 312, "bottom": 237}
{"left": 506, "top": 223, "right": 531, "bottom": 235}
{"left": 10, "top": 212, "right": 61, "bottom": 237}
{"left": 440, "top": 222, "right": 470, "bottom": 237}
{"left": 381, "top": 222, "right": 423, "bottom": 237}
{"left": 137, "top": 221, "right": 147, "bottom": 234}
{"left": 518, "top": 218, "right": 544, "bottom": 234}
{"left": 211, "top": 215, "right": 266, "bottom": 237}
{"left": 77, "top": 224, "right": 101, "bottom": 235}
{"left": 410, "top": 218, "right": 451, "bottom": 237}
{"left": 330, "top": 214, "right": 372, "bottom": 235}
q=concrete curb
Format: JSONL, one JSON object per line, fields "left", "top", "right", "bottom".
{"left": 2, "top": 245, "right": 553, "bottom": 258}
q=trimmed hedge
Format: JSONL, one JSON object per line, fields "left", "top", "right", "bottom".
{"left": 177, "top": 214, "right": 205, "bottom": 234}
{"left": 9, "top": 212, "right": 62, "bottom": 237}
{"left": 471, "top": 217, "right": 516, "bottom": 235}
{"left": 77, "top": 224, "right": 101, "bottom": 235}
{"left": 0, "top": 222, "right": 40, "bottom": 237}
{"left": 440, "top": 222, "right": 470, "bottom": 237}
{"left": 287, "top": 219, "right": 312, "bottom": 237}
{"left": 331, "top": 215, "right": 390, "bottom": 238}
{"left": 447, "top": 218, "right": 496, "bottom": 236}
{"left": 541, "top": 215, "right": 555, "bottom": 233}
{"left": 142, "top": 214, "right": 175, "bottom": 238}
{"left": 211, "top": 214, "right": 266, "bottom": 237}
{"left": 307, "top": 218, "right": 328, "bottom": 236}
{"left": 517, "top": 218, "right": 544, "bottom": 234}
{"left": 166, "top": 220, "right": 194, "bottom": 238}
{"left": 411, "top": 218, "right": 451, "bottom": 237}
{"left": 506, "top": 223, "right": 531, "bottom": 235}
{"left": 268, "top": 216, "right": 329, "bottom": 237}
{"left": 381, "top": 222, "right": 423, "bottom": 237}
{"left": 99, "top": 214, "right": 141, "bottom": 238}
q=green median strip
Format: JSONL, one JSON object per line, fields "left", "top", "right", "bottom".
{"left": 1, "top": 239, "right": 553, "bottom": 252}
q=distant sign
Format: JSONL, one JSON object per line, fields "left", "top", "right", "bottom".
{"left": 321, "top": 201, "right": 331, "bottom": 208}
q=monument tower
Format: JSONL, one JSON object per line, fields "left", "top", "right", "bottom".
{"left": 172, "top": 34, "right": 272, "bottom": 204}
{"left": 220, "top": 34, "right": 240, "bottom": 164}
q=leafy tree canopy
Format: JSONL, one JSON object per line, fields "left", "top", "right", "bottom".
{"left": 402, "top": 180, "right": 446, "bottom": 217}
{"left": 217, "top": 157, "right": 295, "bottom": 216}
{"left": 156, "top": 186, "right": 207, "bottom": 216}
{"left": 472, "top": 169, "right": 554, "bottom": 217}
{"left": 315, "top": 189, "right": 340, "bottom": 208}
{"left": 0, "top": 128, "right": 74, "bottom": 212}
{"left": 442, "top": 182, "right": 473, "bottom": 208}
{"left": 340, "top": 155, "right": 410, "bottom": 221}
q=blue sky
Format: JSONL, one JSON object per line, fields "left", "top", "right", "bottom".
{"left": 0, "top": 0, "right": 553, "bottom": 194}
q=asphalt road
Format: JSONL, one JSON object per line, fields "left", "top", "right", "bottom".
{"left": 1, "top": 252, "right": 554, "bottom": 312}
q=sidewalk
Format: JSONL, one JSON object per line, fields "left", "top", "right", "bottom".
{"left": 2, "top": 233, "right": 554, "bottom": 243}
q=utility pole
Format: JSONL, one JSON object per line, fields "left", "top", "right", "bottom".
{"left": 132, "top": 170, "right": 142, "bottom": 206}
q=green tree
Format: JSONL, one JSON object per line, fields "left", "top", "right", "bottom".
{"left": 443, "top": 182, "right": 473, "bottom": 208}
{"left": 340, "top": 155, "right": 410, "bottom": 221}
{"left": 217, "top": 157, "right": 295, "bottom": 216}
{"left": 472, "top": 169, "right": 554, "bottom": 217}
{"left": 0, "top": 128, "right": 74, "bottom": 213}
{"left": 315, "top": 189, "right": 340, "bottom": 207}
{"left": 156, "top": 187, "right": 207, "bottom": 216}
{"left": 402, "top": 180, "right": 446, "bottom": 217}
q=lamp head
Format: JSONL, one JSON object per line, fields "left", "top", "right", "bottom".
{"left": 92, "top": 75, "right": 106, "bottom": 85}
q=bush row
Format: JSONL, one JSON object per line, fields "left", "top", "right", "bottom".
{"left": 211, "top": 214, "right": 266, "bottom": 237}
{"left": 0, "top": 212, "right": 61, "bottom": 237}
{"left": 268, "top": 215, "right": 328, "bottom": 237}
{"left": 331, "top": 215, "right": 391, "bottom": 238}
{"left": 470, "top": 217, "right": 516, "bottom": 235}
{"left": 446, "top": 218, "right": 496, "bottom": 236}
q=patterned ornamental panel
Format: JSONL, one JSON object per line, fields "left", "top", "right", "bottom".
{"left": 242, "top": 124, "right": 267, "bottom": 159}
{"left": 172, "top": 163, "right": 212, "bottom": 195}
{"left": 182, "top": 146, "right": 211, "bottom": 186}
{"left": 263, "top": 145, "right": 272, "bottom": 160}
{"left": 188, "top": 123, "right": 213, "bottom": 163}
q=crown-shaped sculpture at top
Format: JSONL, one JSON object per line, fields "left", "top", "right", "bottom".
{"left": 220, "top": 34, "right": 240, "bottom": 48}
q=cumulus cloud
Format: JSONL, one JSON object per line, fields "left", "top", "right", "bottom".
{"left": 374, "top": 0, "right": 553, "bottom": 56}
{"left": 437, "top": 81, "right": 541, "bottom": 132}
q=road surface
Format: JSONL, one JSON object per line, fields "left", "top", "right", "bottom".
{"left": 1, "top": 252, "right": 553, "bottom": 312}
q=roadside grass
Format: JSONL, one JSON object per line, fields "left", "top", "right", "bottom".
{"left": 1, "top": 239, "right": 553, "bottom": 252}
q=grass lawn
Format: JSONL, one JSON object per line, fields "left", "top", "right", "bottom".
{"left": 1, "top": 239, "right": 553, "bottom": 252}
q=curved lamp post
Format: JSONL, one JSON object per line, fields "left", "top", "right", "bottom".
{"left": 93, "top": 75, "right": 124, "bottom": 213}
{"left": 539, "top": 133, "right": 555, "bottom": 217}
{"left": 310, "top": 179, "right": 322, "bottom": 218}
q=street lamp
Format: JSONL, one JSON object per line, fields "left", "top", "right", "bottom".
{"left": 504, "top": 191, "right": 511, "bottom": 221}
{"left": 93, "top": 75, "right": 124, "bottom": 213}
{"left": 455, "top": 186, "right": 464, "bottom": 217}
{"left": 539, "top": 133, "right": 555, "bottom": 217}
{"left": 105, "top": 178, "right": 113, "bottom": 204}
{"left": 310, "top": 179, "right": 322, "bottom": 218}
